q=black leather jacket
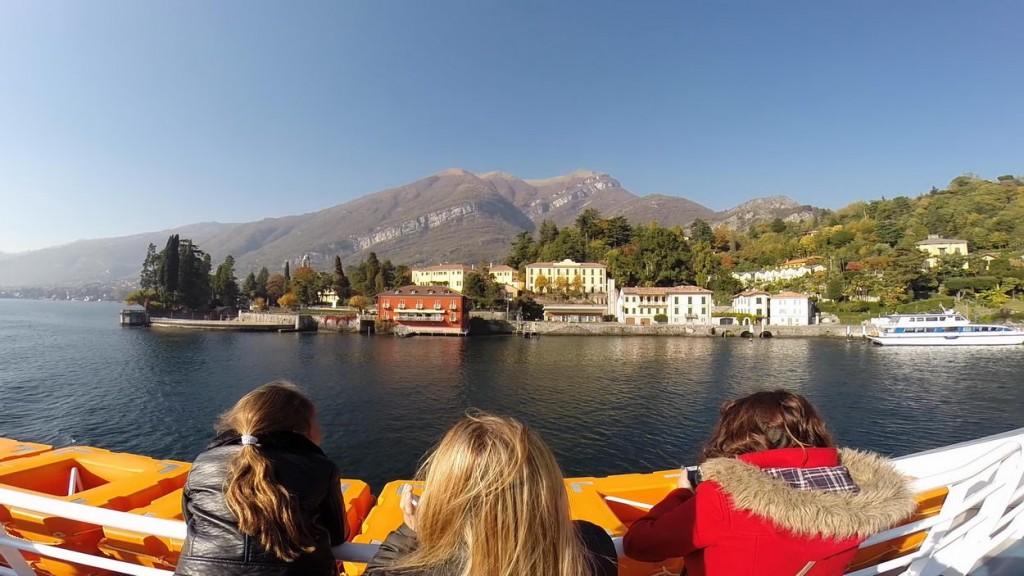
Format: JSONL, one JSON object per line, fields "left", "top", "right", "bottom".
{"left": 175, "top": 432, "right": 347, "bottom": 576}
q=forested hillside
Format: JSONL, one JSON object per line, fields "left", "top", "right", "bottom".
{"left": 504, "top": 174, "right": 1024, "bottom": 311}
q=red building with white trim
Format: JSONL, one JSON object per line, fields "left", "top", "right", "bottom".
{"left": 377, "top": 285, "right": 470, "bottom": 335}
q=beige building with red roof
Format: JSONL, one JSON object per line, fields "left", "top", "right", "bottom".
{"left": 616, "top": 285, "right": 713, "bottom": 325}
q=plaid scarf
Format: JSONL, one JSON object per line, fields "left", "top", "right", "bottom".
{"left": 762, "top": 465, "right": 860, "bottom": 494}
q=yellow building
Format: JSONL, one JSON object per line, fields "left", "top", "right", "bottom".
{"left": 487, "top": 265, "right": 522, "bottom": 290}
{"left": 411, "top": 265, "right": 473, "bottom": 291}
{"left": 525, "top": 259, "right": 607, "bottom": 294}
{"left": 916, "top": 235, "right": 969, "bottom": 269}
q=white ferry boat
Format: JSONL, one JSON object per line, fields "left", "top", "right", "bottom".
{"left": 1, "top": 428, "right": 1023, "bottom": 575}
{"left": 866, "top": 309, "right": 1024, "bottom": 346}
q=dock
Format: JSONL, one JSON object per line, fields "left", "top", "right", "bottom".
{"left": 148, "top": 318, "right": 297, "bottom": 332}
{"left": 515, "top": 322, "right": 540, "bottom": 338}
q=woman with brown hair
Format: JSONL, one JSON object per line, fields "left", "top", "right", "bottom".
{"left": 365, "top": 412, "right": 617, "bottom": 576}
{"left": 623, "top": 389, "right": 916, "bottom": 576}
{"left": 175, "top": 381, "right": 346, "bottom": 576}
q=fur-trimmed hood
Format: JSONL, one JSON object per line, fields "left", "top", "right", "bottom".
{"left": 700, "top": 448, "right": 916, "bottom": 540}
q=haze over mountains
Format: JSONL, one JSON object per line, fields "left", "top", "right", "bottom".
{"left": 0, "top": 169, "right": 816, "bottom": 287}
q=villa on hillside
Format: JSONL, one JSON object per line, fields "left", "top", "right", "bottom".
{"left": 487, "top": 265, "right": 523, "bottom": 290}
{"left": 411, "top": 264, "right": 474, "bottom": 291}
{"left": 525, "top": 259, "right": 607, "bottom": 294}
{"left": 732, "top": 258, "right": 826, "bottom": 286}
{"left": 377, "top": 285, "right": 469, "bottom": 335}
{"left": 769, "top": 291, "right": 814, "bottom": 326}
{"left": 916, "top": 235, "right": 969, "bottom": 269}
{"left": 615, "top": 285, "right": 713, "bottom": 325}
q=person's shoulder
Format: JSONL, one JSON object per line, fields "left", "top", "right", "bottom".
{"left": 191, "top": 445, "right": 237, "bottom": 468}
{"left": 574, "top": 520, "right": 618, "bottom": 576}
{"left": 574, "top": 520, "right": 615, "bottom": 554}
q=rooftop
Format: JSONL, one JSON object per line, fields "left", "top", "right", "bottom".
{"left": 386, "top": 284, "right": 464, "bottom": 296}
{"left": 411, "top": 264, "right": 473, "bottom": 272}
{"left": 916, "top": 235, "right": 968, "bottom": 246}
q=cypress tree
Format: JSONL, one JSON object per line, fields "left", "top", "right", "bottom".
{"left": 158, "top": 234, "right": 180, "bottom": 297}
{"left": 333, "top": 255, "right": 350, "bottom": 300}
{"left": 255, "top": 267, "right": 270, "bottom": 299}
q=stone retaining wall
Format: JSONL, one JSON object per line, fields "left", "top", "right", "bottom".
{"left": 237, "top": 312, "right": 319, "bottom": 331}
{"left": 522, "top": 321, "right": 865, "bottom": 338}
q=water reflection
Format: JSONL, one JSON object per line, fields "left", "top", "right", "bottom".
{"left": 2, "top": 300, "right": 1023, "bottom": 490}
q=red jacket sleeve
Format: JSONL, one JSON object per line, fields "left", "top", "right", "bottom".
{"left": 622, "top": 484, "right": 726, "bottom": 562}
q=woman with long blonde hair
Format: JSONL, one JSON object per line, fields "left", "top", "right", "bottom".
{"left": 175, "top": 381, "right": 347, "bottom": 576}
{"left": 366, "top": 412, "right": 617, "bottom": 576}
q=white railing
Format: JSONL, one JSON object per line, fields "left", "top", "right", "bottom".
{"left": 0, "top": 485, "right": 376, "bottom": 576}
{"left": 0, "top": 429, "right": 1022, "bottom": 575}
{"left": 846, "top": 431, "right": 1024, "bottom": 576}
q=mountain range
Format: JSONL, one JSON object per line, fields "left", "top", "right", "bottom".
{"left": 0, "top": 169, "right": 817, "bottom": 287}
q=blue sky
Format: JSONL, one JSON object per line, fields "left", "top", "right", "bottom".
{"left": 1, "top": 1, "right": 1021, "bottom": 253}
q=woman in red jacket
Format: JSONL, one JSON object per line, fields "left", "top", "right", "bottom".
{"left": 623, "top": 390, "right": 916, "bottom": 576}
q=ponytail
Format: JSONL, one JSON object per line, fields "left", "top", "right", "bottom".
{"left": 225, "top": 442, "right": 315, "bottom": 561}
{"left": 216, "top": 381, "right": 319, "bottom": 562}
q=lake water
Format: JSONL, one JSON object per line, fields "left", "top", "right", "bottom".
{"left": 2, "top": 299, "right": 1023, "bottom": 490}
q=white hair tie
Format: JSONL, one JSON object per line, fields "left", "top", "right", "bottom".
{"left": 240, "top": 435, "right": 259, "bottom": 446}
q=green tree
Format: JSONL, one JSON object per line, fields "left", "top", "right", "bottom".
{"left": 241, "top": 272, "right": 258, "bottom": 302}
{"left": 462, "top": 271, "right": 499, "bottom": 309}
{"left": 825, "top": 275, "right": 845, "bottom": 302}
{"left": 283, "top": 261, "right": 291, "bottom": 283}
{"left": 255, "top": 267, "right": 270, "bottom": 300}
{"left": 540, "top": 229, "right": 586, "bottom": 262}
{"left": 363, "top": 253, "right": 381, "bottom": 294}
{"left": 157, "top": 234, "right": 180, "bottom": 299}
{"left": 602, "top": 216, "right": 633, "bottom": 248}
{"left": 875, "top": 219, "right": 903, "bottom": 247}
{"left": 692, "top": 241, "right": 715, "bottom": 288}
{"left": 333, "top": 255, "right": 351, "bottom": 300}
{"left": 538, "top": 219, "right": 560, "bottom": 245}
{"left": 575, "top": 209, "right": 602, "bottom": 241}
{"left": 392, "top": 265, "right": 412, "bottom": 288}
{"left": 212, "top": 255, "right": 240, "bottom": 307}
{"left": 140, "top": 243, "right": 160, "bottom": 291}
{"left": 689, "top": 219, "right": 714, "bottom": 245}
{"left": 506, "top": 231, "right": 538, "bottom": 270}
{"left": 173, "top": 241, "right": 212, "bottom": 309}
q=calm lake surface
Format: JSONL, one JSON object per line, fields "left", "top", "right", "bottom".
{"left": 2, "top": 299, "right": 1023, "bottom": 490}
